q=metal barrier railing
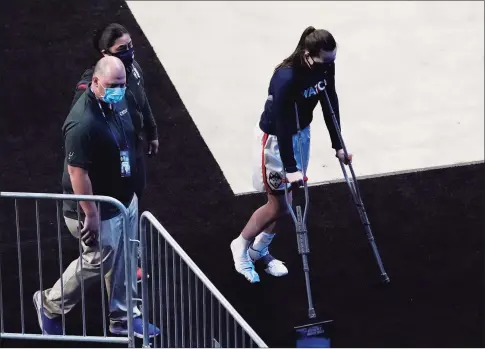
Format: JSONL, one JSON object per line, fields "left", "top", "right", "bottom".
{"left": 139, "top": 211, "right": 268, "bottom": 348}
{"left": 0, "top": 192, "right": 135, "bottom": 347}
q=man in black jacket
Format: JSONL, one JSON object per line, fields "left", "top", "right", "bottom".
{"left": 72, "top": 24, "right": 159, "bottom": 284}
{"left": 34, "top": 56, "right": 160, "bottom": 338}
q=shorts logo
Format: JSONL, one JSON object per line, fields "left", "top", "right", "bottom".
{"left": 268, "top": 171, "right": 282, "bottom": 190}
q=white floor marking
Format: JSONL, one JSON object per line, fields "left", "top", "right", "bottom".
{"left": 128, "top": 1, "right": 484, "bottom": 194}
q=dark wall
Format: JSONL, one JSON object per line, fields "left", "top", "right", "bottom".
{"left": 0, "top": 0, "right": 482, "bottom": 347}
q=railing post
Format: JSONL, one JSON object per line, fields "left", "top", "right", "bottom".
{"left": 121, "top": 206, "right": 134, "bottom": 348}
{"left": 139, "top": 215, "right": 150, "bottom": 347}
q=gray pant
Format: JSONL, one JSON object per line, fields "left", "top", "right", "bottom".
{"left": 42, "top": 194, "right": 141, "bottom": 323}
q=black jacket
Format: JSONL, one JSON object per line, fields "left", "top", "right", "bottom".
{"left": 63, "top": 86, "right": 138, "bottom": 220}
{"left": 71, "top": 60, "right": 158, "bottom": 157}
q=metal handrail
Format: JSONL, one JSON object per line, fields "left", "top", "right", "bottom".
{"left": 0, "top": 192, "right": 134, "bottom": 347}
{"left": 140, "top": 211, "right": 268, "bottom": 348}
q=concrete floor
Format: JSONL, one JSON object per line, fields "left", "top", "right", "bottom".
{"left": 128, "top": 1, "right": 484, "bottom": 195}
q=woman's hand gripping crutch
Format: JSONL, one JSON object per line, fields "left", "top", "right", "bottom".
{"left": 282, "top": 102, "right": 316, "bottom": 320}
{"left": 320, "top": 80, "right": 390, "bottom": 283}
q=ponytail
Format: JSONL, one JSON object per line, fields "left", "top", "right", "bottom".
{"left": 275, "top": 26, "right": 316, "bottom": 71}
{"left": 274, "top": 26, "right": 337, "bottom": 72}
{"left": 296, "top": 26, "right": 316, "bottom": 50}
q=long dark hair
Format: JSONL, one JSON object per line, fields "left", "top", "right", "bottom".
{"left": 275, "top": 26, "right": 337, "bottom": 71}
{"left": 92, "top": 23, "right": 129, "bottom": 54}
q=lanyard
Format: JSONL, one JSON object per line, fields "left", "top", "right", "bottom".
{"left": 96, "top": 100, "right": 129, "bottom": 150}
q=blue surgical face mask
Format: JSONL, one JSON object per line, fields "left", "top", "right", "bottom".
{"left": 101, "top": 84, "right": 126, "bottom": 104}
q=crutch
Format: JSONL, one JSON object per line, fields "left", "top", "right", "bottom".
{"left": 320, "top": 80, "right": 390, "bottom": 283}
{"left": 282, "top": 102, "right": 316, "bottom": 319}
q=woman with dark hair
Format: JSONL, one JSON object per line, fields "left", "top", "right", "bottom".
{"left": 230, "top": 26, "right": 352, "bottom": 283}
{"left": 72, "top": 23, "right": 159, "bottom": 202}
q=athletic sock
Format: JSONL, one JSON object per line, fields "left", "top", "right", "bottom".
{"left": 252, "top": 232, "right": 275, "bottom": 252}
{"left": 231, "top": 234, "right": 251, "bottom": 258}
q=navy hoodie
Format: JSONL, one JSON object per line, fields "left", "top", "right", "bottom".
{"left": 259, "top": 62, "right": 342, "bottom": 173}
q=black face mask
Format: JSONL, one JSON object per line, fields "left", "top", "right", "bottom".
{"left": 305, "top": 53, "right": 335, "bottom": 69}
{"left": 305, "top": 56, "right": 321, "bottom": 70}
{"left": 112, "top": 47, "right": 135, "bottom": 68}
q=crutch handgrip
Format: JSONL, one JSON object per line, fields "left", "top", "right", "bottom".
{"left": 336, "top": 153, "right": 353, "bottom": 163}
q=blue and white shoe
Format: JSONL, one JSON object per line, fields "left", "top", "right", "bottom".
{"left": 230, "top": 240, "right": 260, "bottom": 283}
{"left": 110, "top": 316, "right": 161, "bottom": 338}
{"left": 33, "top": 291, "right": 62, "bottom": 335}
{"left": 248, "top": 244, "right": 288, "bottom": 277}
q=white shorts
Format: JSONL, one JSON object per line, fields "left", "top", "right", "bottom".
{"left": 252, "top": 123, "right": 311, "bottom": 194}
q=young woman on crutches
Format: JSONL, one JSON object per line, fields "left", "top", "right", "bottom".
{"left": 230, "top": 26, "right": 351, "bottom": 283}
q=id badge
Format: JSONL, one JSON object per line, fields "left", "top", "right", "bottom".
{"left": 120, "top": 150, "right": 131, "bottom": 177}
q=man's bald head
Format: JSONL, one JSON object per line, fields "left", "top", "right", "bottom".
{"left": 92, "top": 56, "right": 127, "bottom": 102}
{"left": 94, "top": 56, "right": 125, "bottom": 78}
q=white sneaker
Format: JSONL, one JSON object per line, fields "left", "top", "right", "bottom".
{"left": 230, "top": 240, "right": 260, "bottom": 283}
{"left": 248, "top": 245, "right": 288, "bottom": 277}
{"left": 264, "top": 259, "right": 288, "bottom": 277}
